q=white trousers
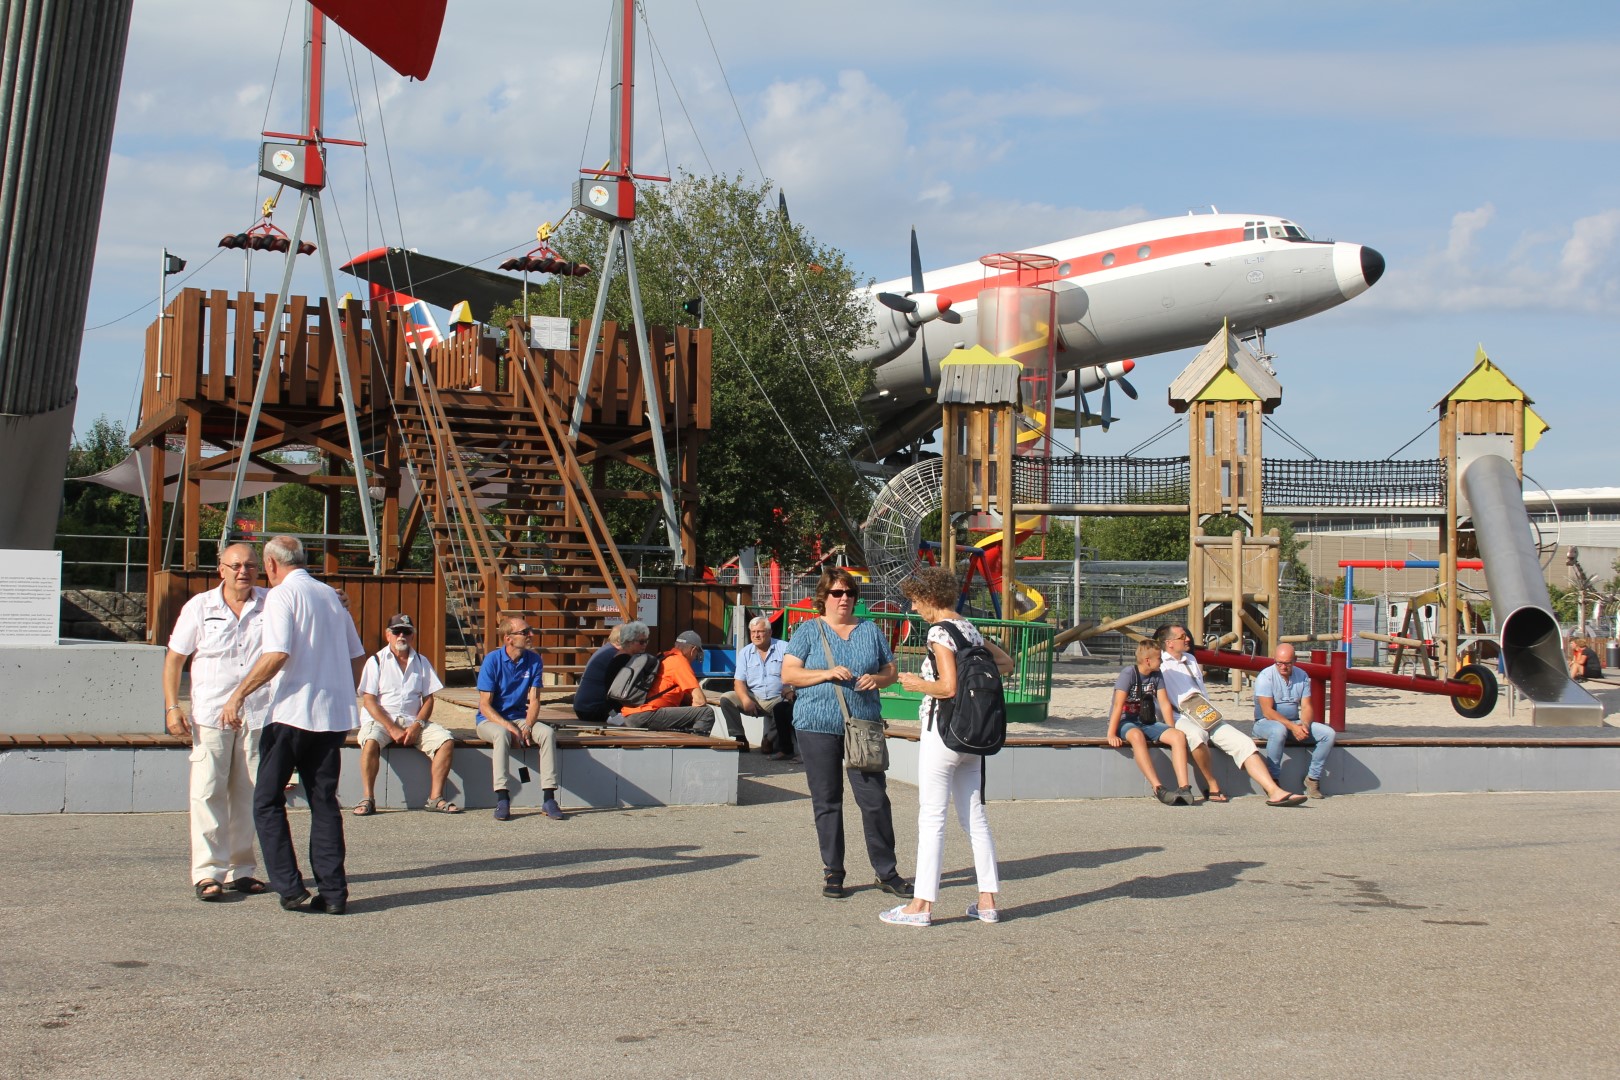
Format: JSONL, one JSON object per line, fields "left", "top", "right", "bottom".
{"left": 913, "top": 723, "right": 1000, "bottom": 903}
{"left": 188, "top": 725, "right": 262, "bottom": 885}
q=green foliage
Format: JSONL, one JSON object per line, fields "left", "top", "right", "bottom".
{"left": 58, "top": 416, "right": 144, "bottom": 586}
{"left": 1545, "top": 583, "right": 1580, "bottom": 625}
{"left": 1015, "top": 519, "right": 1075, "bottom": 561}
{"left": 490, "top": 173, "right": 872, "bottom": 567}
{"left": 1079, "top": 514, "right": 1188, "bottom": 561}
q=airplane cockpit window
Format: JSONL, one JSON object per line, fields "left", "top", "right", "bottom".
{"left": 1280, "top": 223, "right": 1311, "bottom": 240}
{"left": 1243, "top": 221, "right": 1267, "bottom": 241}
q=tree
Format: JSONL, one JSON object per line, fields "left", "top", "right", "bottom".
{"left": 490, "top": 173, "right": 873, "bottom": 567}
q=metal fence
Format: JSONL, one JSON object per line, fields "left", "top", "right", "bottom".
{"left": 54, "top": 533, "right": 149, "bottom": 590}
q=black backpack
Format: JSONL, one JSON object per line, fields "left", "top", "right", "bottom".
{"left": 928, "top": 621, "right": 1006, "bottom": 755}
{"left": 607, "top": 651, "right": 662, "bottom": 706}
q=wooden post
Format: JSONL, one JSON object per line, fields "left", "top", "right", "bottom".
{"left": 998, "top": 406, "right": 1016, "bottom": 621}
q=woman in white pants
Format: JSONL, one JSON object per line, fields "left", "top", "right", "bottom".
{"left": 881, "top": 567, "right": 1016, "bottom": 927}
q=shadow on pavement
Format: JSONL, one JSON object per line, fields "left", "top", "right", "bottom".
{"left": 1009, "top": 859, "right": 1264, "bottom": 920}
{"left": 348, "top": 844, "right": 707, "bottom": 884}
{"left": 944, "top": 845, "right": 1163, "bottom": 885}
{"left": 354, "top": 849, "right": 758, "bottom": 912}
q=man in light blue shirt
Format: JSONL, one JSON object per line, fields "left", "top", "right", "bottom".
{"left": 1253, "top": 643, "right": 1336, "bottom": 800}
{"left": 721, "top": 616, "right": 795, "bottom": 760}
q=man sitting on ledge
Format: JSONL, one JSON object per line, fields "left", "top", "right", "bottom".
{"left": 1252, "top": 643, "right": 1336, "bottom": 801}
{"left": 573, "top": 620, "right": 650, "bottom": 725}
{"left": 620, "top": 630, "right": 749, "bottom": 747}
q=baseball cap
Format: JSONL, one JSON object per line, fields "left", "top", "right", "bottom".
{"left": 674, "top": 630, "right": 703, "bottom": 649}
{"left": 388, "top": 613, "right": 415, "bottom": 631}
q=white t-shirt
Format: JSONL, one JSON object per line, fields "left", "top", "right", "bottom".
{"left": 1158, "top": 649, "right": 1207, "bottom": 718}
{"left": 260, "top": 568, "right": 365, "bottom": 733}
{"left": 167, "top": 584, "right": 271, "bottom": 729}
{"left": 919, "top": 618, "right": 985, "bottom": 727}
{"left": 357, "top": 646, "right": 444, "bottom": 722}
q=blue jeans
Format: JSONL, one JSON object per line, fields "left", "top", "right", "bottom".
{"left": 1252, "top": 706, "right": 1336, "bottom": 781}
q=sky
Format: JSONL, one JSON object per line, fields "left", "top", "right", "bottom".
{"left": 77, "top": 0, "right": 1620, "bottom": 490}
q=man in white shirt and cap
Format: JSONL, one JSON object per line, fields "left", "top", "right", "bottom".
{"left": 222, "top": 535, "right": 366, "bottom": 914}
{"left": 355, "top": 612, "right": 460, "bottom": 815}
{"left": 162, "top": 542, "right": 272, "bottom": 902}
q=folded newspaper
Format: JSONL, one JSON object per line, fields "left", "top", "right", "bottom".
{"left": 1177, "top": 690, "right": 1224, "bottom": 730}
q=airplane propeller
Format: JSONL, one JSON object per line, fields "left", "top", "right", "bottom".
{"left": 873, "top": 226, "right": 963, "bottom": 391}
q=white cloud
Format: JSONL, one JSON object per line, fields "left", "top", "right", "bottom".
{"left": 1369, "top": 204, "right": 1620, "bottom": 315}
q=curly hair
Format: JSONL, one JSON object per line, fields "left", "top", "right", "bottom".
{"left": 813, "top": 569, "right": 861, "bottom": 615}
{"left": 899, "top": 565, "right": 962, "bottom": 612}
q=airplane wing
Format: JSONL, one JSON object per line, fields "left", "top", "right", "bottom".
{"left": 340, "top": 247, "right": 526, "bottom": 321}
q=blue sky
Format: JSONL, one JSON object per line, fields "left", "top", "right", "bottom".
{"left": 80, "top": 0, "right": 1619, "bottom": 488}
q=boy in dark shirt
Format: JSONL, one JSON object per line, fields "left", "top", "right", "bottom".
{"left": 1106, "top": 640, "right": 1193, "bottom": 805}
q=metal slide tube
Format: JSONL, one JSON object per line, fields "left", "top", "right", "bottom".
{"left": 1462, "top": 454, "right": 1603, "bottom": 725}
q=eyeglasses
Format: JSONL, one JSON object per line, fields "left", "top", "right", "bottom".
{"left": 508, "top": 627, "right": 533, "bottom": 637}
{"left": 220, "top": 562, "right": 257, "bottom": 572}
{"left": 826, "top": 589, "right": 855, "bottom": 598}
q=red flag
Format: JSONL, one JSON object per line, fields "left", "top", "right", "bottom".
{"left": 315, "top": 0, "right": 447, "bottom": 81}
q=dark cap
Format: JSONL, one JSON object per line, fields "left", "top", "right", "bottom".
{"left": 674, "top": 630, "right": 703, "bottom": 649}
{"left": 388, "top": 613, "right": 415, "bottom": 631}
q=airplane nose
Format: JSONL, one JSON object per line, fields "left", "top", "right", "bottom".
{"left": 1361, "top": 246, "right": 1386, "bottom": 288}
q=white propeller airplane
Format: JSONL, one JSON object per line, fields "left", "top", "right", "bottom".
{"left": 341, "top": 208, "right": 1382, "bottom": 461}
{"left": 855, "top": 209, "right": 1384, "bottom": 459}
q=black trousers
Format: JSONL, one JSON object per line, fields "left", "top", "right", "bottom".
{"left": 798, "top": 729, "right": 898, "bottom": 882}
{"left": 766, "top": 700, "right": 795, "bottom": 754}
{"left": 253, "top": 722, "right": 348, "bottom": 903}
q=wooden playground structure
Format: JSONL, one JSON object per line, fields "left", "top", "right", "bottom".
{"left": 131, "top": 288, "right": 738, "bottom": 677}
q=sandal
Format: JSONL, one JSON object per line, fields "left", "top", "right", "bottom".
{"left": 351, "top": 798, "right": 376, "bottom": 817}
{"left": 423, "top": 796, "right": 462, "bottom": 814}
{"left": 195, "top": 878, "right": 225, "bottom": 902}
{"left": 227, "top": 877, "right": 266, "bottom": 894}
{"left": 1204, "top": 790, "right": 1230, "bottom": 803}
{"left": 1266, "top": 793, "right": 1309, "bottom": 807}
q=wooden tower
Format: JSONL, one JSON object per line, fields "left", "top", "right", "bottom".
{"left": 938, "top": 345, "right": 1023, "bottom": 619}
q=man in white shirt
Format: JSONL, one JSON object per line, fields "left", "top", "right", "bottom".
{"left": 355, "top": 612, "right": 459, "bottom": 815}
{"left": 162, "top": 542, "right": 272, "bottom": 902}
{"left": 223, "top": 535, "right": 366, "bottom": 914}
{"left": 1154, "top": 624, "right": 1305, "bottom": 807}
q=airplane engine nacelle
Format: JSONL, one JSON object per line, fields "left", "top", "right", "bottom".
{"left": 905, "top": 293, "right": 951, "bottom": 326}
{"left": 852, "top": 298, "right": 925, "bottom": 368}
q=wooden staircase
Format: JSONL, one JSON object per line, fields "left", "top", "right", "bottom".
{"left": 396, "top": 343, "right": 636, "bottom": 683}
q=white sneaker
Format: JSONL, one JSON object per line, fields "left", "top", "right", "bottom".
{"left": 879, "top": 904, "right": 930, "bottom": 927}
{"left": 966, "top": 902, "right": 1001, "bottom": 923}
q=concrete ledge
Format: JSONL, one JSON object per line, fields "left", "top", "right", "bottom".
{"left": 0, "top": 640, "right": 166, "bottom": 735}
{"left": 880, "top": 731, "right": 1620, "bottom": 800}
{"left": 0, "top": 734, "right": 741, "bottom": 815}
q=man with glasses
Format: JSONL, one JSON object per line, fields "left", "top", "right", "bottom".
{"left": 1253, "top": 643, "right": 1335, "bottom": 800}
{"left": 1154, "top": 624, "right": 1305, "bottom": 807}
{"left": 476, "top": 615, "right": 561, "bottom": 821}
{"left": 162, "top": 542, "right": 272, "bottom": 902}
{"left": 355, "top": 613, "right": 458, "bottom": 815}
{"left": 620, "top": 630, "right": 749, "bottom": 745}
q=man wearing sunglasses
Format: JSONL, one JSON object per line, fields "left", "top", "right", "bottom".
{"left": 476, "top": 615, "right": 562, "bottom": 821}
{"left": 355, "top": 614, "right": 458, "bottom": 815}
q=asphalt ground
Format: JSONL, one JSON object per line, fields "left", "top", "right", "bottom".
{"left": 2, "top": 758, "right": 1617, "bottom": 1079}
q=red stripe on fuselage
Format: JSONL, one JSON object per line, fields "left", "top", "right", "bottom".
{"left": 931, "top": 226, "right": 1247, "bottom": 306}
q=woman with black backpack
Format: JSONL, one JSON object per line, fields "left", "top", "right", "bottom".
{"left": 885, "top": 567, "right": 1016, "bottom": 927}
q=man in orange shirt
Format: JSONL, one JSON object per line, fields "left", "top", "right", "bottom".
{"left": 620, "top": 630, "right": 749, "bottom": 748}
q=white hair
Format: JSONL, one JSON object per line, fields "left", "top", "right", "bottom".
{"left": 748, "top": 616, "right": 771, "bottom": 632}
{"left": 263, "top": 534, "right": 307, "bottom": 568}
{"left": 618, "top": 620, "right": 650, "bottom": 644}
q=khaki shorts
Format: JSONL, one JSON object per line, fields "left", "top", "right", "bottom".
{"left": 1174, "top": 714, "right": 1258, "bottom": 768}
{"left": 360, "top": 718, "right": 454, "bottom": 758}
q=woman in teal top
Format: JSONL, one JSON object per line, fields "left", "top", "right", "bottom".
{"left": 783, "top": 570, "right": 909, "bottom": 900}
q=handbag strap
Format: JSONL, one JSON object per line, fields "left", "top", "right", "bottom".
{"left": 816, "top": 618, "right": 854, "bottom": 725}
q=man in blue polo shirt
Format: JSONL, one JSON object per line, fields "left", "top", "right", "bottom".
{"left": 477, "top": 615, "right": 562, "bottom": 821}
{"left": 1252, "top": 643, "right": 1336, "bottom": 800}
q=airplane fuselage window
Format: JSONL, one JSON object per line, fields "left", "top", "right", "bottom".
{"left": 1101, "top": 252, "right": 1116, "bottom": 267}
{"left": 1137, "top": 244, "right": 1151, "bottom": 259}
{"left": 1059, "top": 262, "right": 1072, "bottom": 276}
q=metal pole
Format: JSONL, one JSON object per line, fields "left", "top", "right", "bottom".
{"left": 312, "top": 195, "right": 380, "bottom": 567}
{"left": 221, "top": 194, "right": 309, "bottom": 539}
{"left": 568, "top": 223, "right": 624, "bottom": 437}
{"left": 621, "top": 229, "right": 684, "bottom": 566}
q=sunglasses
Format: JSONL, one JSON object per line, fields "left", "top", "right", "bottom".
{"left": 220, "top": 562, "right": 257, "bottom": 572}
{"left": 826, "top": 589, "right": 855, "bottom": 598}
{"left": 508, "top": 627, "right": 533, "bottom": 636}
{"left": 391, "top": 628, "right": 414, "bottom": 636}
